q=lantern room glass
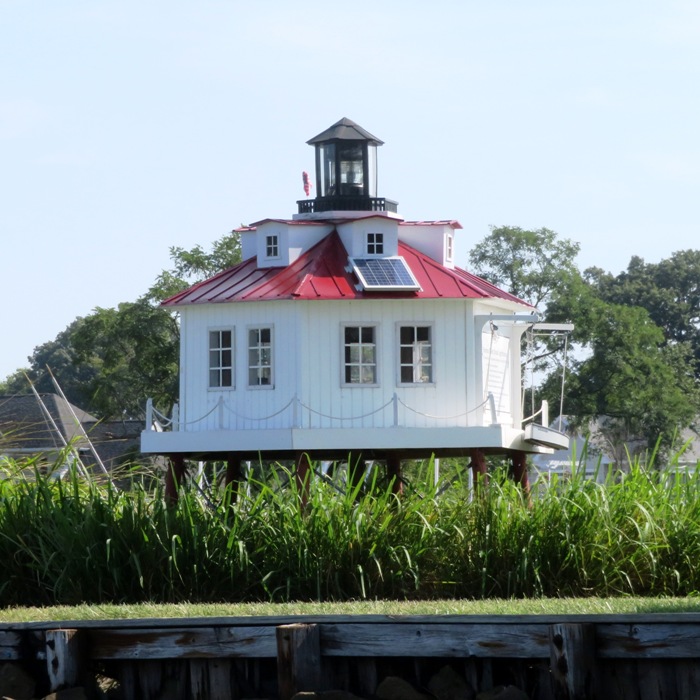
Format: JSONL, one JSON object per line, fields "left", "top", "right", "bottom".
{"left": 318, "top": 143, "right": 336, "bottom": 197}
{"left": 338, "top": 143, "right": 364, "bottom": 195}
{"left": 315, "top": 141, "right": 379, "bottom": 199}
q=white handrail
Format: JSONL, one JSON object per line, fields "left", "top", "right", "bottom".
{"left": 299, "top": 397, "right": 393, "bottom": 422}
{"left": 221, "top": 397, "right": 296, "bottom": 422}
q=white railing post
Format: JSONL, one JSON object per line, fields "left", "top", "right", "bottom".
{"left": 393, "top": 393, "right": 399, "bottom": 427}
{"left": 145, "top": 398, "right": 153, "bottom": 430}
{"left": 172, "top": 403, "right": 179, "bottom": 432}
{"left": 541, "top": 399, "right": 549, "bottom": 427}
{"left": 488, "top": 392, "right": 498, "bottom": 425}
{"left": 293, "top": 394, "right": 301, "bottom": 428}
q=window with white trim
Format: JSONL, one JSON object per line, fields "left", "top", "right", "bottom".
{"left": 248, "top": 327, "right": 273, "bottom": 387}
{"left": 343, "top": 326, "right": 377, "bottom": 385}
{"left": 266, "top": 234, "right": 279, "bottom": 258}
{"left": 366, "top": 232, "right": 384, "bottom": 256}
{"left": 399, "top": 325, "right": 432, "bottom": 384}
{"left": 209, "top": 329, "right": 234, "bottom": 388}
{"left": 445, "top": 234, "right": 454, "bottom": 262}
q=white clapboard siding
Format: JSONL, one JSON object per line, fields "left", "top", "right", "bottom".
{"left": 173, "top": 292, "right": 526, "bottom": 437}
{"left": 296, "top": 299, "right": 470, "bottom": 430}
{"left": 179, "top": 301, "right": 300, "bottom": 432}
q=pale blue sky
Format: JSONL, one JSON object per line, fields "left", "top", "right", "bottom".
{"left": 2, "top": 1, "right": 699, "bottom": 381}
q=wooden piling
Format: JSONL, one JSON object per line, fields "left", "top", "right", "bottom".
{"left": 549, "top": 623, "right": 596, "bottom": 700}
{"left": 225, "top": 453, "right": 243, "bottom": 501}
{"left": 295, "top": 452, "right": 312, "bottom": 508}
{"left": 511, "top": 450, "right": 530, "bottom": 496}
{"left": 45, "top": 629, "right": 85, "bottom": 692}
{"left": 470, "top": 449, "right": 488, "bottom": 490}
{"left": 386, "top": 456, "right": 403, "bottom": 495}
{"left": 164, "top": 454, "right": 186, "bottom": 504}
{"left": 276, "top": 623, "right": 322, "bottom": 700}
{"left": 346, "top": 452, "right": 366, "bottom": 493}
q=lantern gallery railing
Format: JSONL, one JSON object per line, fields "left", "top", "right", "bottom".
{"left": 296, "top": 196, "right": 398, "bottom": 214}
{"left": 144, "top": 394, "right": 552, "bottom": 433}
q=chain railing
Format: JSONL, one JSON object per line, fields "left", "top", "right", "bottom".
{"left": 145, "top": 392, "right": 547, "bottom": 433}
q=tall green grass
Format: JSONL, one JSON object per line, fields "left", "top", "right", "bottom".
{"left": 0, "top": 453, "right": 698, "bottom": 606}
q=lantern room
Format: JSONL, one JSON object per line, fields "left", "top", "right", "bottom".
{"left": 297, "top": 117, "right": 398, "bottom": 215}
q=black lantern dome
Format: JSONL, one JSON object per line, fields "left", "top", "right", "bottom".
{"left": 297, "top": 118, "right": 398, "bottom": 215}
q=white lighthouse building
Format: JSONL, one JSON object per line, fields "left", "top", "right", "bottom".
{"left": 141, "top": 118, "right": 568, "bottom": 494}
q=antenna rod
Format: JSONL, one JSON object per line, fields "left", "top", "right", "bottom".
{"left": 23, "top": 372, "right": 89, "bottom": 478}
{"left": 45, "top": 366, "right": 111, "bottom": 479}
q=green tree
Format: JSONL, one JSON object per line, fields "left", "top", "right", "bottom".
{"left": 69, "top": 299, "right": 180, "bottom": 419}
{"left": 0, "top": 319, "right": 98, "bottom": 408}
{"left": 592, "top": 250, "right": 700, "bottom": 375}
{"left": 560, "top": 302, "right": 700, "bottom": 463}
{"left": 469, "top": 225, "right": 581, "bottom": 309}
{"left": 147, "top": 231, "right": 242, "bottom": 302}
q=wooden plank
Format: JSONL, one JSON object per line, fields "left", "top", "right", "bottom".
{"left": 8, "top": 612, "right": 700, "bottom": 633}
{"left": 189, "top": 658, "right": 233, "bottom": 700}
{"left": 355, "top": 657, "right": 378, "bottom": 696}
{"left": 89, "top": 626, "right": 277, "bottom": 659}
{"left": 638, "top": 659, "right": 677, "bottom": 700}
{"left": 118, "top": 662, "right": 138, "bottom": 699}
{"left": 549, "top": 623, "right": 596, "bottom": 700}
{"left": 596, "top": 659, "right": 637, "bottom": 700}
{"left": 277, "top": 623, "right": 322, "bottom": 700}
{"left": 0, "top": 630, "right": 22, "bottom": 660}
{"left": 675, "top": 659, "right": 700, "bottom": 698}
{"left": 597, "top": 623, "right": 700, "bottom": 658}
{"left": 320, "top": 623, "right": 550, "bottom": 658}
{"left": 138, "top": 660, "right": 166, "bottom": 700}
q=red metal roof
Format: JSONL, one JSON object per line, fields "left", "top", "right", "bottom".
{"left": 162, "top": 230, "right": 530, "bottom": 307}
{"left": 401, "top": 220, "right": 463, "bottom": 229}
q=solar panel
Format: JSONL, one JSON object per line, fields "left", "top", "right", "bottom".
{"left": 350, "top": 256, "right": 421, "bottom": 292}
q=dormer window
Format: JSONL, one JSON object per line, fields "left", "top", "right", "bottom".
{"left": 367, "top": 232, "right": 384, "bottom": 256}
{"left": 266, "top": 234, "right": 279, "bottom": 259}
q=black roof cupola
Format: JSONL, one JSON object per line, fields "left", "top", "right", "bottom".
{"left": 297, "top": 118, "right": 398, "bottom": 215}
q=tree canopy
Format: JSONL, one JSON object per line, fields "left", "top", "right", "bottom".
{"left": 469, "top": 225, "right": 581, "bottom": 309}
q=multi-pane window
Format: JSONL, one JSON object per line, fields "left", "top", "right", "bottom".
{"left": 344, "top": 326, "right": 377, "bottom": 384}
{"left": 209, "top": 329, "right": 234, "bottom": 388}
{"left": 248, "top": 327, "right": 273, "bottom": 386}
{"left": 366, "top": 232, "right": 384, "bottom": 255}
{"left": 445, "top": 235, "right": 454, "bottom": 262}
{"left": 266, "top": 234, "right": 279, "bottom": 258}
{"left": 399, "top": 326, "right": 432, "bottom": 383}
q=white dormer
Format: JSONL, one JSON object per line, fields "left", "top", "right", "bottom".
{"left": 255, "top": 221, "right": 289, "bottom": 267}
{"left": 336, "top": 215, "right": 399, "bottom": 259}
{"left": 251, "top": 219, "right": 334, "bottom": 268}
{"left": 398, "top": 221, "right": 463, "bottom": 269}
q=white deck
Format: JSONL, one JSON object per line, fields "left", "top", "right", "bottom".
{"left": 141, "top": 424, "right": 557, "bottom": 456}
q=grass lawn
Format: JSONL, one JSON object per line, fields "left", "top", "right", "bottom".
{"left": 2, "top": 597, "right": 700, "bottom": 623}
